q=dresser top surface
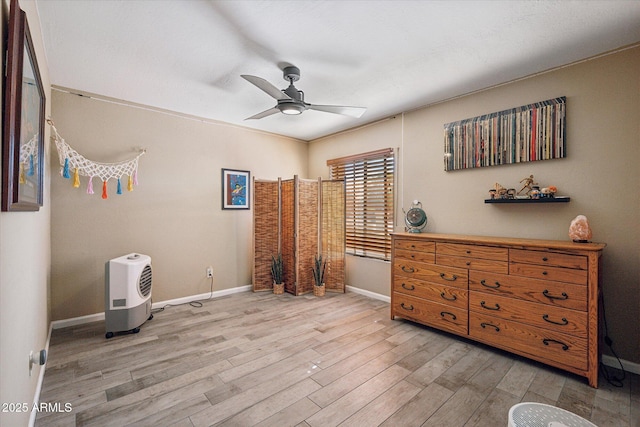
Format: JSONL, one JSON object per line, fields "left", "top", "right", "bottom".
{"left": 392, "top": 232, "right": 606, "bottom": 253}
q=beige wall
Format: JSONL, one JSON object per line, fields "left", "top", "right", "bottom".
{"left": 0, "top": 1, "right": 52, "bottom": 425}
{"left": 44, "top": 31, "right": 640, "bottom": 370}
{"left": 309, "top": 47, "right": 640, "bottom": 364}
{"left": 50, "top": 90, "right": 308, "bottom": 320}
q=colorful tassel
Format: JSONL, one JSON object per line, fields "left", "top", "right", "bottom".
{"left": 133, "top": 169, "right": 139, "bottom": 186}
{"left": 63, "top": 158, "right": 71, "bottom": 178}
{"left": 87, "top": 177, "right": 94, "bottom": 194}
{"left": 117, "top": 178, "right": 122, "bottom": 195}
{"left": 73, "top": 168, "right": 80, "bottom": 188}
{"left": 127, "top": 175, "right": 134, "bottom": 192}
{"left": 19, "top": 163, "right": 26, "bottom": 184}
{"left": 102, "top": 181, "right": 108, "bottom": 199}
{"left": 28, "top": 154, "right": 35, "bottom": 176}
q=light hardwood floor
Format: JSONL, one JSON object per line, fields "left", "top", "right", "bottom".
{"left": 37, "top": 291, "right": 639, "bottom": 426}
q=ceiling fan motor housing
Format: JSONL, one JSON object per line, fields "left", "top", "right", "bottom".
{"left": 283, "top": 84, "right": 304, "bottom": 101}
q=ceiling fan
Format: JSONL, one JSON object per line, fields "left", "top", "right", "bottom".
{"left": 241, "top": 66, "right": 366, "bottom": 120}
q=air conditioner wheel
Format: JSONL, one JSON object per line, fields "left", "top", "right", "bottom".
{"left": 105, "top": 332, "right": 114, "bottom": 339}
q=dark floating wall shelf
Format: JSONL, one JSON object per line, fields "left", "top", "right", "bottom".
{"left": 485, "top": 197, "right": 570, "bottom": 204}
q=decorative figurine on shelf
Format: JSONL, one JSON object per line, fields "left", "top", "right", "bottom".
{"left": 493, "top": 182, "right": 508, "bottom": 199}
{"left": 540, "top": 185, "right": 558, "bottom": 198}
{"left": 530, "top": 185, "right": 541, "bottom": 199}
{"left": 540, "top": 186, "right": 557, "bottom": 198}
{"left": 518, "top": 175, "right": 537, "bottom": 196}
{"left": 569, "top": 215, "right": 592, "bottom": 243}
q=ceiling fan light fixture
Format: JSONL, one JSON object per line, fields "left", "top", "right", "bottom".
{"left": 279, "top": 103, "right": 305, "bottom": 115}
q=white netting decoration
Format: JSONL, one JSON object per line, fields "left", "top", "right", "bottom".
{"left": 20, "top": 134, "right": 38, "bottom": 164}
{"left": 49, "top": 120, "right": 145, "bottom": 198}
{"left": 18, "top": 134, "right": 39, "bottom": 183}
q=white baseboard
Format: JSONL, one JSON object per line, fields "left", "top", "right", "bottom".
{"left": 29, "top": 323, "right": 53, "bottom": 427}
{"left": 151, "top": 285, "right": 252, "bottom": 310}
{"left": 602, "top": 354, "right": 640, "bottom": 375}
{"left": 52, "top": 312, "right": 105, "bottom": 329}
{"left": 51, "top": 285, "right": 252, "bottom": 330}
{"left": 346, "top": 285, "right": 390, "bottom": 303}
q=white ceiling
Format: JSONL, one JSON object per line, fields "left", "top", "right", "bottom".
{"left": 35, "top": 0, "right": 640, "bottom": 141}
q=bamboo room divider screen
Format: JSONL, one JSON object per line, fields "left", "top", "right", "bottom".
{"left": 253, "top": 176, "right": 345, "bottom": 295}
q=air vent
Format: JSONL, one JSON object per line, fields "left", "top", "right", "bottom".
{"left": 138, "top": 265, "right": 152, "bottom": 297}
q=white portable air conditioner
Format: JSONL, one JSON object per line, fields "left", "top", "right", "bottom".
{"left": 105, "top": 253, "right": 153, "bottom": 339}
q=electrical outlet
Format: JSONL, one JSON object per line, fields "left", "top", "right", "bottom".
{"left": 206, "top": 267, "right": 213, "bottom": 278}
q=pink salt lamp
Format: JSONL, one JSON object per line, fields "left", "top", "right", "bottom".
{"left": 569, "top": 215, "right": 592, "bottom": 242}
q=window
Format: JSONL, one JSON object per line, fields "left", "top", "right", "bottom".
{"left": 328, "top": 148, "right": 395, "bottom": 260}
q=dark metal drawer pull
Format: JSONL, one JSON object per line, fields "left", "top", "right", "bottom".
{"left": 542, "top": 290, "right": 568, "bottom": 300}
{"left": 543, "top": 338, "right": 569, "bottom": 351}
{"left": 401, "top": 283, "right": 415, "bottom": 291}
{"left": 480, "top": 301, "right": 500, "bottom": 310}
{"left": 402, "top": 266, "right": 415, "bottom": 273}
{"left": 480, "top": 322, "right": 500, "bottom": 332}
{"left": 440, "top": 292, "right": 457, "bottom": 301}
{"left": 400, "top": 303, "right": 414, "bottom": 311}
{"left": 439, "top": 273, "right": 458, "bottom": 281}
{"left": 542, "top": 257, "right": 548, "bottom": 261}
{"left": 440, "top": 311, "right": 457, "bottom": 320}
{"left": 480, "top": 279, "right": 501, "bottom": 289}
{"left": 543, "top": 314, "right": 568, "bottom": 326}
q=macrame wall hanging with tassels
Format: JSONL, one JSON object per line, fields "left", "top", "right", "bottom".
{"left": 48, "top": 120, "right": 146, "bottom": 199}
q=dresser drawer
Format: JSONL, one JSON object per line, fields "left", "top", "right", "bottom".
{"left": 437, "top": 242, "right": 508, "bottom": 261}
{"left": 394, "top": 277, "right": 467, "bottom": 309}
{"left": 510, "top": 249, "right": 587, "bottom": 270}
{"left": 394, "top": 260, "right": 468, "bottom": 289}
{"left": 394, "top": 248, "right": 435, "bottom": 264}
{"left": 436, "top": 254, "right": 508, "bottom": 274}
{"left": 469, "top": 293, "right": 588, "bottom": 338}
{"left": 395, "top": 240, "right": 435, "bottom": 253}
{"left": 469, "top": 312, "right": 587, "bottom": 371}
{"left": 510, "top": 263, "right": 587, "bottom": 285}
{"left": 469, "top": 271, "right": 587, "bottom": 311}
{"left": 393, "top": 292, "right": 468, "bottom": 336}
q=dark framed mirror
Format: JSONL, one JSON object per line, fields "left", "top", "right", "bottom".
{"left": 2, "top": 0, "right": 46, "bottom": 211}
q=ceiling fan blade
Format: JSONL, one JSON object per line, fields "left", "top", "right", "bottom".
{"left": 245, "top": 107, "right": 280, "bottom": 120}
{"left": 241, "top": 75, "right": 291, "bottom": 101}
{"left": 308, "top": 104, "right": 366, "bottom": 118}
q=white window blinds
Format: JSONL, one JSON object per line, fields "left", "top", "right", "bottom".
{"left": 327, "top": 148, "right": 395, "bottom": 260}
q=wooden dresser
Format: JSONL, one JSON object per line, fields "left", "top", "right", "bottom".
{"left": 390, "top": 232, "right": 605, "bottom": 387}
